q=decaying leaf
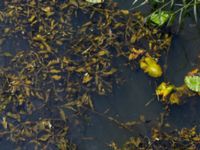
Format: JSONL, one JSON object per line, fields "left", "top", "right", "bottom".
{"left": 51, "top": 75, "right": 62, "bottom": 80}
{"left": 0, "top": 0, "right": 174, "bottom": 149}
{"left": 102, "top": 68, "right": 117, "bottom": 76}
{"left": 85, "top": 0, "right": 104, "bottom": 4}
{"left": 156, "top": 82, "right": 174, "bottom": 101}
{"left": 38, "top": 134, "right": 51, "bottom": 142}
{"left": 82, "top": 73, "right": 93, "bottom": 83}
{"left": 2, "top": 117, "right": 8, "bottom": 129}
{"left": 139, "top": 54, "right": 163, "bottom": 78}
{"left": 128, "top": 48, "right": 145, "bottom": 60}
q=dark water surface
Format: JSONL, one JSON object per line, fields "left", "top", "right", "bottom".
{"left": 73, "top": 1, "right": 200, "bottom": 150}
{"left": 0, "top": 1, "right": 200, "bottom": 150}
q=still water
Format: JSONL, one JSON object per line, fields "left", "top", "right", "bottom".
{"left": 73, "top": 1, "right": 200, "bottom": 150}
{"left": 0, "top": 1, "right": 199, "bottom": 150}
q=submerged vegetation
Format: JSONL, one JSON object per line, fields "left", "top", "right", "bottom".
{"left": 110, "top": 126, "right": 200, "bottom": 149}
{"left": 0, "top": 0, "right": 199, "bottom": 149}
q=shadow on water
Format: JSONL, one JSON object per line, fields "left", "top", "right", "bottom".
{"left": 0, "top": 1, "right": 199, "bottom": 150}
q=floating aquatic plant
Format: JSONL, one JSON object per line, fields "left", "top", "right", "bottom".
{"left": 139, "top": 54, "right": 163, "bottom": 78}
{"left": 149, "top": 11, "right": 171, "bottom": 26}
{"left": 0, "top": 0, "right": 172, "bottom": 148}
{"left": 156, "top": 82, "right": 174, "bottom": 101}
{"left": 184, "top": 75, "right": 200, "bottom": 93}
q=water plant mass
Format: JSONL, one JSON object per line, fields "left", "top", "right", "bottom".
{"left": 0, "top": 0, "right": 199, "bottom": 149}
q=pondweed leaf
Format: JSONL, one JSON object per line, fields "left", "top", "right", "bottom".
{"left": 184, "top": 75, "right": 200, "bottom": 92}
{"left": 2, "top": 52, "right": 13, "bottom": 57}
{"left": 51, "top": 75, "right": 62, "bottom": 80}
{"left": 85, "top": 0, "right": 104, "bottom": 4}
{"left": 2, "top": 117, "right": 8, "bottom": 129}
{"left": 82, "top": 73, "right": 92, "bottom": 84}
{"left": 38, "top": 134, "right": 51, "bottom": 142}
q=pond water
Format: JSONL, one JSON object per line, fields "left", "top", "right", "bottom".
{"left": 71, "top": 1, "right": 200, "bottom": 150}
{"left": 0, "top": 1, "right": 199, "bottom": 150}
